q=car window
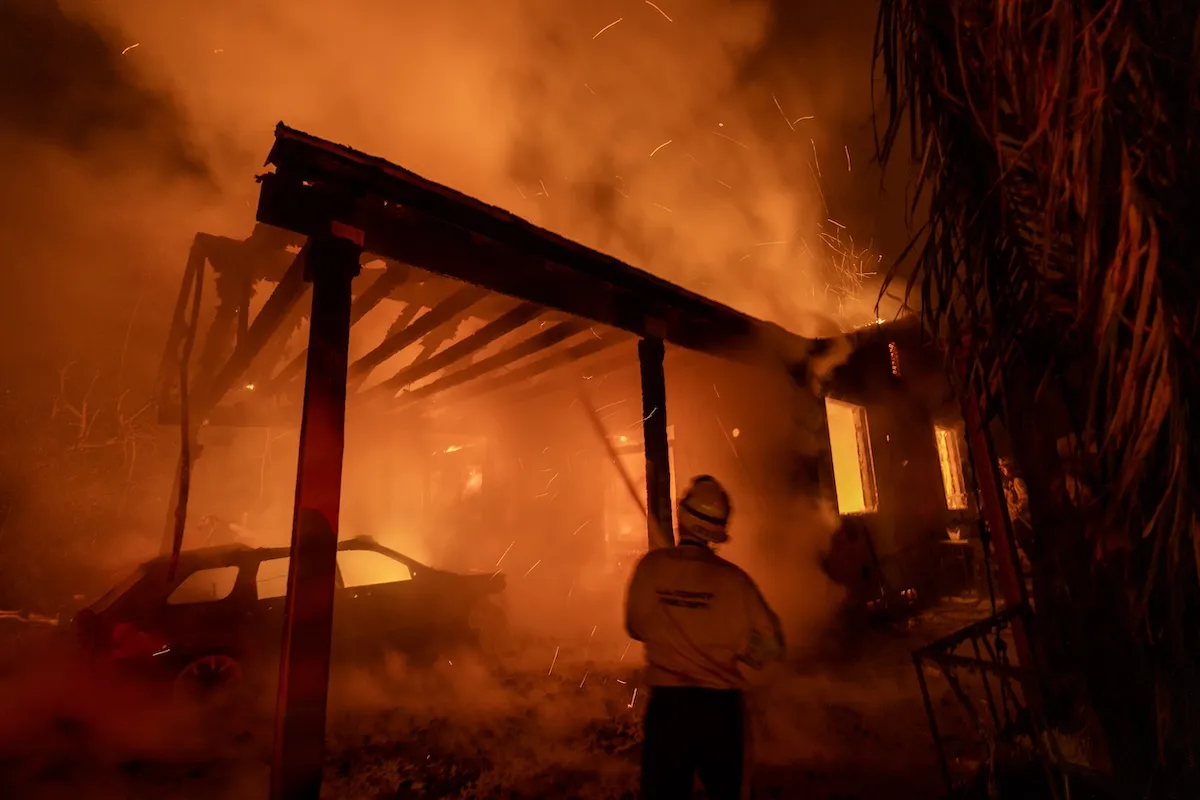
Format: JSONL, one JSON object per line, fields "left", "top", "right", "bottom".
{"left": 256, "top": 557, "right": 291, "bottom": 600}
{"left": 166, "top": 566, "right": 239, "bottom": 605}
{"left": 337, "top": 549, "right": 412, "bottom": 588}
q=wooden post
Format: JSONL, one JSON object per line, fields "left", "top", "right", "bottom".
{"left": 638, "top": 338, "right": 674, "bottom": 549}
{"left": 269, "top": 227, "right": 362, "bottom": 800}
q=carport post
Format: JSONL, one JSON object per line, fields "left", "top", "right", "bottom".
{"left": 270, "top": 227, "right": 362, "bottom": 800}
{"left": 638, "top": 337, "right": 675, "bottom": 549}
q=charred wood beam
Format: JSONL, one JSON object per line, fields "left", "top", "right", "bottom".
{"left": 156, "top": 233, "right": 212, "bottom": 414}
{"left": 383, "top": 303, "right": 419, "bottom": 338}
{"left": 347, "top": 284, "right": 485, "bottom": 382}
{"left": 442, "top": 331, "right": 629, "bottom": 405}
{"left": 267, "top": 264, "right": 411, "bottom": 393}
{"left": 199, "top": 334, "right": 634, "bottom": 424}
{"left": 638, "top": 338, "right": 675, "bottom": 550}
{"left": 244, "top": 297, "right": 312, "bottom": 393}
{"left": 256, "top": 156, "right": 820, "bottom": 367}
{"left": 392, "top": 319, "right": 589, "bottom": 408}
{"left": 195, "top": 289, "right": 239, "bottom": 385}
{"left": 369, "top": 302, "right": 545, "bottom": 398}
{"left": 199, "top": 248, "right": 309, "bottom": 414}
{"left": 500, "top": 347, "right": 639, "bottom": 406}
{"left": 196, "top": 233, "right": 305, "bottom": 384}
{"left": 237, "top": 267, "right": 252, "bottom": 347}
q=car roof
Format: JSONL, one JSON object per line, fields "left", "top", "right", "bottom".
{"left": 144, "top": 536, "right": 427, "bottom": 572}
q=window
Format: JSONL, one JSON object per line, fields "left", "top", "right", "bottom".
{"left": 337, "top": 549, "right": 412, "bottom": 588}
{"left": 935, "top": 425, "right": 969, "bottom": 510}
{"left": 888, "top": 342, "right": 901, "bottom": 377}
{"left": 256, "top": 557, "right": 291, "bottom": 600}
{"left": 825, "top": 398, "right": 878, "bottom": 515}
{"left": 167, "top": 566, "right": 239, "bottom": 605}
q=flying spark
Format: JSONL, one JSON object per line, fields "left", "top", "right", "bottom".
{"left": 584, "top": 83, "right": 596, "bottom": 95}
{"left": 571, "top": 520, "right": 590, "bottom": 536}
{"left": 620, "top": 640, "right": 633, "bottom": 661}
{"left": 524, "top": 559, "right": 542, "bottom": 577}
{"left": 549, "top": 646, "right": 560, "bottom": 675}
{"left": 593, "top": 18, "right": 623, "bottom": 39}
{"left": 645, "top": 1, "right": 674, "bottom": 22}
{"left": 810, "top": 139, "right": 822, "bottom": 177}
{"left": 845, "top": 145, "right": 852, "bottom": 172}
{"left": 772, "top": 93, "right": 794, "bottom": 131}
{"left": 628, "top": 688, "right": 639, "bottom": 708}
{"left": 538, "top": 179, "right": 550, "bottom": 198}
{"left": 793, "top": 115, "right": 815, "bottom": 125}
{"left": 496, "top": 540, "right": 515, "bottom": 566}
{"left": 650, "top": 139, "right": 673, "bottom": 157}
{"left": 716, "top": 180, "right": 732, "bottom": 189}
{"left": 652, "top": 203, "right": 674, "bottom": 213}
{"left": 580, "top": 672, "right": 589, "bottom": 688}
{"left": 121, "top": 43, "right": 140, "bottom": 55}
{"left": 711, "top": 131, "right": 750, "bottom": 149}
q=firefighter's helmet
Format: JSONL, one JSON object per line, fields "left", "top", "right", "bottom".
{"left": 677, "top": 475, "right": 731, "bottom": 544}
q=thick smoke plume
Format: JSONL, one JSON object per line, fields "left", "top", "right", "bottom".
{"left": 0, "top": 1, "right": 925, "bottom": 794}
{"left": 66, "top": 0, "right": 895, "bottom": 332}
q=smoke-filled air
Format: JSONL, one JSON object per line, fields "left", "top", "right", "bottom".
{"left": 0, "top": 1, "right": 962, "bottom": 799}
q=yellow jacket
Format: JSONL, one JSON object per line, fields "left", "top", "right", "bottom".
{"left": 625, "top": 543, "right": 784, "bottom": 690}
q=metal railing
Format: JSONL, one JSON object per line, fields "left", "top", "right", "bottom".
{"left": 913, "top": 606, "right": 1109, "bottom": 798}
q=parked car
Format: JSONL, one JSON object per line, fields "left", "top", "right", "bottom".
{"left": 73, "top": 536, "right": 506, "bottom": 701}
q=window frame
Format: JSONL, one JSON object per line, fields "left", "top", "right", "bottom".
{"left": 824, "top": 397, "right": 880, "bottom": 516}
{"left": 165, "top": 565, "right": 241, "bottom": 606}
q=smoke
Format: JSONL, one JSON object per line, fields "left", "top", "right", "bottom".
{"left": 59, "top": 0, "right": 894, "bottom": 333}
{"left": 0, "top": 2, "right": 923, "bottom": 792}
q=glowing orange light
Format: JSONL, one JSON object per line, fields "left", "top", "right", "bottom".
{"left": 825, "top": 398, "right": 878, "bottom": 515}
{"left": 935, "top": 426, "right": 968, "bottom": 510}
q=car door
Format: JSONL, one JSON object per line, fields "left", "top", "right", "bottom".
{"left": 158, "top": 564, "right": 251, "bottom": 660}
{"left": 248, "top": 555, "right": 290, "bottom": 666}
{"left": 251, "top": 554, "right": 353, "bottom": 667}
{"left": 334, "top": 547, "right": 425, "bottom": 657}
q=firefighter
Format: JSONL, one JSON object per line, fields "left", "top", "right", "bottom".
{"left": 625, "top": 475, "right": 784, "bottom": 800}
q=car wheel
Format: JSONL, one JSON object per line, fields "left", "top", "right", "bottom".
{"left": 173, "top": 654, "right": 245, "bottom": 708}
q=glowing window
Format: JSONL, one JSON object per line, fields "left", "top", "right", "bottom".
{"left": 935, "top": 426, "right": 969, "bottom": 510}
{"left": 255, "top": 557, "right": 291, "bottom": 600}
{"left": 337, "top": 550, "right": 413, "bottom": 588}
{"left": 888, "top": 342, "right": 901, "bottom": 376}
{"left": 825, "top": 398, "right": 878, "bottom": 515}
{"left": 167, "top": 566, "right": 239, "bottom": 605}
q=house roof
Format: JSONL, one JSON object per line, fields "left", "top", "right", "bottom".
{"left": 157, "top": 124, "right": 834, "bottom": 427}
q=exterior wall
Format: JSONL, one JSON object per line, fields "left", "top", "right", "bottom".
{"left": 822, "top": 325, "right": 979, "bottom": 608}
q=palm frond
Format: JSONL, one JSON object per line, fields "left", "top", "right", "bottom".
{"left": 874, "top": 0, "right": 1200, "bottom": 782}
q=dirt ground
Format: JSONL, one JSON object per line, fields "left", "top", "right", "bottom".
{"left": 0, "top": 600, "right": 993, "bottom": 799}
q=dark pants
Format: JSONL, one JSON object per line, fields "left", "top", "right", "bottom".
{"left": 641, "top": 686, "right": 746, "bottom": 800}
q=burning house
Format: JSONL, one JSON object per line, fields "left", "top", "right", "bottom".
{"left": 819, "top": 319, "right": 999, "bottom": 613}
{"left": 142, "top": 122, "right": 1038, "bottom": 799}
{"left": 154, "top": 124, "right": 844, "bottom": 797}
